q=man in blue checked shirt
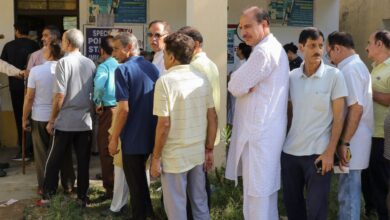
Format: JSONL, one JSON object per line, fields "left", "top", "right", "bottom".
{"left": 93, "top": 35, "right": 119, "bottom": 200}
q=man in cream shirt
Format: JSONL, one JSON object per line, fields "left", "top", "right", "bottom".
{"left": 150, "top": 32, "right": 217, "bottom": 220}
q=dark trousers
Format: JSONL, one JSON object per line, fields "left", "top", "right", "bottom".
{"left": 281, "top": 152, "right": 332, "bottom": 220}
{"left": 31, "top": 120, "right": 75, "bottom": 190}
{"left": 186, "top": 172, "right": 211, "bottom": 220}
{"left": 43, "top": 130, "right": 92, "bottom": 200}
{"left": 362, "top": 137, "right": 390, "bottom": 220}
{"left": 122, "top": 154, "right": 153, "bottom": 220}
{"left": 10, "top": 89, "right": 32, "bottom": 155}
{"left": 97, "top": 107, "right": 115, "bottom": 196}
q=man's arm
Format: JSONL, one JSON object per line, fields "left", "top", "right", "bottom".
{"left": 373, "top": 91, "right": 390, "bottom": 106}
{"left": 22, "top": 88, "right": 35, "bottom": 131}
{"left": 0, "top": 59, "right": 22, "bottom": 76}
{"left": 150, "top": 116, "right": 170, "bottom": 177}
{"left": 339, "top": 103, "right": 363, "bottom": 165}
{"left": 204, "top": 107, "right": 218, "bottom": 171}
{"left": 228, "top": 49, "right": 272, "bottom": 97}
{"left": 287, "top": 101, "right": 293, "bottom": 132}
{"left": 93, "top": 65, "right": 109, "bottom": 114}
{"left": 315, "top": 97, "right": 345, "bottom": 175}
{"left": 46, "top": 93, "right": 65, "bottom": 135}
{"left": 108, "top": 101, "right": 129, "bottom": 156}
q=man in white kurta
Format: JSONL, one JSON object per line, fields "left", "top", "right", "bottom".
{"left": 326, "top": 31, "right": 373, "bottom": 220}
{"left": 225, "top": 7, "right": 289, "bottom": 220}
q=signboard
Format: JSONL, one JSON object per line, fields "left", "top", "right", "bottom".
{"left": 90, "top": 0, "right": 147, "bottom": 24}
{"left": 115, "top": 0, "right": 147, "bottom": 23}
{"left": 268, "top": 0, "right": 313, "bottom": 27}
{"left": 83, "top": 25, "right": 145, "bottom": 61}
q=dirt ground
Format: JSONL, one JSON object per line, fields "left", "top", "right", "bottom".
{"left": 0, "top": 146, "right": 102, "bottom": 220}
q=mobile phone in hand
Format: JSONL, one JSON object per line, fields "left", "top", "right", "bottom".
{"left": 315, "top": 160, "right": 322, "bottom": 174}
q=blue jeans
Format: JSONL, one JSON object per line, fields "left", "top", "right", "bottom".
{"left": 338, "top": 170, "right": 362, "bottom": 220}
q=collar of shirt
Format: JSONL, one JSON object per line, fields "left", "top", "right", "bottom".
{"left": 253, "top": 33, "right": 273, "bottom": 50}
{"left": 65, "top": 51, "right": 81, "bottom": 57}
{"left": 299, "top": 60, "right": 325, "bottom": 79}
{"left": 191, "top": 51, "right": 206, "bottom": 62}
{"left": 337, "top": 54, "right": 359, "bottom": 69}
{"left": 124, "top": 55, "right": 141, "bottom": 63}
{"left": 154, "top": 50, "right": 164, "bottom": 60}
{"left": 372, "top": 56, "right": 390, "bottom": 68}
{"left": 166, "top": 64, "right": 191, "bottom": 73}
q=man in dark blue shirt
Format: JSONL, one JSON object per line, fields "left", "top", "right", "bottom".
{"left": 108, "top": 32, "right": 159, "bottom": 220}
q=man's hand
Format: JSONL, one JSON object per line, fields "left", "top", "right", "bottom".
{"left": 337, "top": 145, "right": 349, "bottom": 171}
{"left": 22, "top": 118, "right": 31, "bottom": 132}
{"left": 315, "top": 148, "right": 334, "bottom": 175}
{"left": 46, "top": 122, "right": 54, "bottom": 135}
{"left": 108, "top": 137, "right": 119, "bottom": 156}
{"left": 204, "top": 149, "right": 214, "bottom": 172}
{"left": 150, "top": 157, "right": 161, "bottom": 178}
{"left": 96, "top": 105, "right": 103, "bottom": 115}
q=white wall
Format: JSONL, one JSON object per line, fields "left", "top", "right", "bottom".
{"left": 0, "top": 0, "right": 15, "bottom": 111}
{"left": 148, "top": 0, "right": 186, "bottom": 32}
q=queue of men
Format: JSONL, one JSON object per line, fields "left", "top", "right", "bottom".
{"left": 1, "top": 4, "right": 390, "bottom": 220}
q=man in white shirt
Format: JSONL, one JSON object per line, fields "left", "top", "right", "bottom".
{"left": 282, "top": 28, "right": 348, "bottom": 220}
{"left": 225, "top": 7, "right": 289, "bottom": 219}
{"left": 326, "top": 31, "right": 373, "bottom": 220}
{"left": 147, "top": 20, "right": 170, "bottom": 74}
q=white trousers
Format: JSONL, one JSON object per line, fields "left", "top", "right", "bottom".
{"left": 110, "top": 166, "right": 129, "bottom": 212}
{"left": 241, "top": 144, "right": 279, "bottom": 220}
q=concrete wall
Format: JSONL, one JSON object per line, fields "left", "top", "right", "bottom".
{"left": 0, "top": 0, "right": 17, "bottom": 147}
{"left": 340, "top": 0, "right": 390, "bottom": 68}
{"left": 148, "top": 0, "right": 186, "bottom": 32}
{"left": 187, "top": 0, "right": 227, "bottom": 167}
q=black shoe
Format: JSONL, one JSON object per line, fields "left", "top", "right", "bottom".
{"left": 100, "top": 209, "right": 123, "bottom": 217}
{"left": 77, "top": 196, "right": 90, "bottom": 208}
{"left": 0, "top": 162, "right": 9, "bottom": 169}
{"left": 0, "top": 169, "right": 7, "bottom": 177}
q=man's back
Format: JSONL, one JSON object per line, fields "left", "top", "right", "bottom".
{"left": 153, "top": 64, "right": 213, "bottom": 173}
{"left": 53, "top": 51, "right": 96, "bottom": 131}
{"left": 115, "top": 56, "right": 160, "bottom": 155}
{"left": 1, "top": 38, "right": 39, "bottom": 90}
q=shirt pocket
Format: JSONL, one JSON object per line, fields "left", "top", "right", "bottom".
{"left": 313, "top": 91, "right": 330, "bottom": 112}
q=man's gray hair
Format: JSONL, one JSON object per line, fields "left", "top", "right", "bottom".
{"left": 64, "top": 28, "right": 84, "bottom": 49}
{"left": 114, "top": 32, "right": 140, "bottom": 54}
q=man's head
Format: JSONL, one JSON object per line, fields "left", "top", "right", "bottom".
{"left": 237, "top": 42, "right": 252, "bottom": 60}
{"left": 43, "top": 40, "right": 64, "bottom": 61}
{"left": 14, "top": 21, "right": 29, "bottom": 38}
{"left": 148, "top": 20, "right": 170, "bottom": 52}
{"left": 163, "top": 32, "right": 195, "bottom": 69}
{"left": 61, "top": 28, "right": 84, "bottom": 52}
{"left": 99, "top": 35, "right": 114, "bottom": 58}
{"left": 177, "top": 26, "right": 203, "bottom": 53}
{"left": 239, "top": 6, "right": 270, "bottom": 46}
{"left": 283, "top": 42, "right": 299, "bottom": 61}
{"left": 298, "top": 27, "right": 324, "bottom": 65}
{"left": 42, "top": 25, "right": 61, "bottom": 47}
{"left": 112, "top": 32, "right": 140, "bottom": 63}
{"left": 326, "top": 31, "right": 355, "bottom": 65}
{"left": 366, "top": 30, "right": 390, "bottom": 63}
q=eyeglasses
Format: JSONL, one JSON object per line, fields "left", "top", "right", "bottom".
{"left": 147, "top": 32, "right": 167, "bottom": 39}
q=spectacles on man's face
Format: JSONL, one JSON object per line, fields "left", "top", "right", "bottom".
{"left": 147, "top": 32, "right": 167, "bottom": 39}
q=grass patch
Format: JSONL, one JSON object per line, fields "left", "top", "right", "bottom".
{"left": 24, "top": 169, "right": 372, "bottom": 220}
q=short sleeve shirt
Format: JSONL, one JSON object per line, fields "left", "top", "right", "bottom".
{"left": 153, "top": 65, "right": 214, "bottom": 173}
{"left": 283, "top": 61, "right": 348, "bottom": 156}
{"left": 371, "top": 57, "right": 390, "bottom": 138}
{"left": 115, "top": 56, "right": 160, "bottom": 155}
{"left": 338, "top": 54, "right": 373, "bottom": 169}
{"left": 53, "top": 51, "right": 96, "bottom": 131}
{"left": 27, "top": 61, "right": 57, "bottom": 121}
